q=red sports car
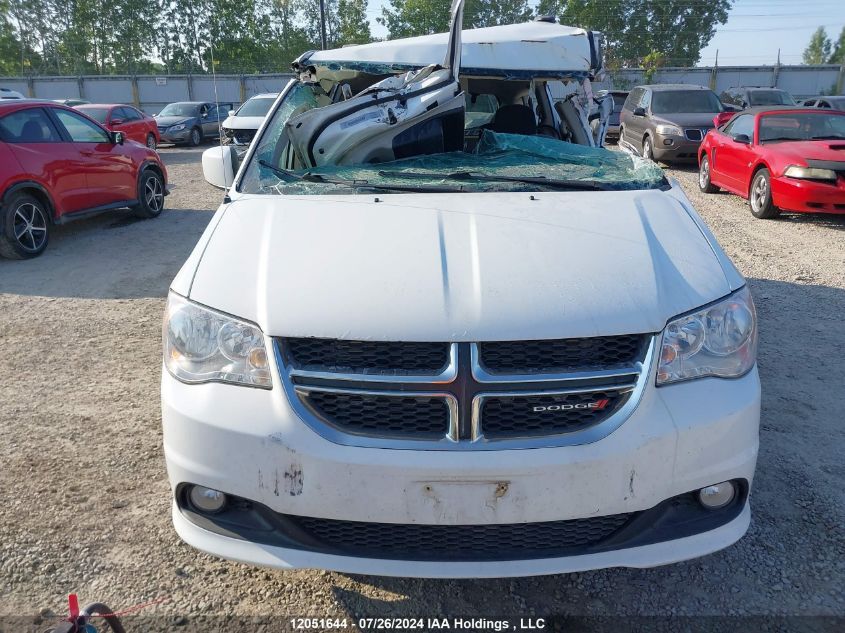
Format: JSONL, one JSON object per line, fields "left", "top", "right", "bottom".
{"left": 0, "top": 100, "right": 167, "bottom": 259}
{"left": 698, "top": 107, "right": 845, "bottom": 218}
{"left": 76, "top": 103, "right": 160, "bottom": 149}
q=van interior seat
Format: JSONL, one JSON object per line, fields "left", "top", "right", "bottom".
{"left": 488, "top": 104, "right": 538, "bottom": 135}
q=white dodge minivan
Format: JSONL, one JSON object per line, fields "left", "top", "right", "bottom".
{"left": 162, "top": 2, "right": 760, "bottom": 578}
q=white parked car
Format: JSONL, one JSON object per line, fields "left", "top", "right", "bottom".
{"left": 0, "top": 87, "right": 25, "bottom": 99}
{"left": 164, "top": 1, "right": 759, "bottom": 578}
{"left": 221, "top": 92, "right": 279, "bottom": 146}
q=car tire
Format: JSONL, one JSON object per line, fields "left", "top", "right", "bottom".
{"left": 131, "top": 169, "right": 165, "bottom": 219}
{"left": 0, "top": 191, "right": 50, "bottom": 259}
{"left": 642, "top": 136, "right": 654, "bottom": 161}
{"left": 189, "top": 127, "right": 202, "bottom": 147}
{"left": 749, "top": 168, "right": 780, "bottom": 219}
{"left": 698, "top": 154, "right": 719, "bottom": 193}
{"left": 146, "top": 133, "right": 157, "bottom": 150}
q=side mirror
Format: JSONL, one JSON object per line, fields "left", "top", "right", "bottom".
{"left": 228, "top": 110, "right": 235, "bottom": 116}
{"left": 202, "top": 145, "right": 239, "bottom": 189}
{"left": 713, "top": 112, "right": 734, "bottom": 128}
{"left": 201, "top": 112, "right": 209, "bottom": 119}
{"left": 633, "top": 107, "right": 646, "bottom": 117}
{"left": 110, "top": 131, "right": 125, "bottom": 145}
{"left": 110, "top": 118, "right": 124, "bottom": 125}
{"left": 731, "top": 133, "right": 751, "bottom": 144}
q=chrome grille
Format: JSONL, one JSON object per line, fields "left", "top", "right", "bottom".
{"left": 684, "top": 127, "right": 711, "bottom": 142}
{"left": 277, "top": 336, "right": 653, "bottom": 450}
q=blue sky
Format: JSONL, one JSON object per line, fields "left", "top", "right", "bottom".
{"left": 364, "top": 0, "right": 845, "bottom": 66}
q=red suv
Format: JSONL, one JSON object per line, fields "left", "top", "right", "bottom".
{"left": 75, "top": 103, "right": 161, "bottom": 149}
{"left": 0, "top": 100, "right": 167, "bottom": 259}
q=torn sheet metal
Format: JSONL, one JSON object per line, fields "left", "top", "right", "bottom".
{"left": 286, "top": 0, "right": 466, "bottom": 168}
{"left": 300, "top": 20, "right": 602, "bottom": 80}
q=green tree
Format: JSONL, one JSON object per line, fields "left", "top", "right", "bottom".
{"left": 803, "top": 26, "right": 831, "bottom": 65}
{"left": 298, "top": 0, "right": 340, "bottom": 48}
{"left": 828, "top": 26, "right": 845, "bottom": 65}
{"left": 337, "top": 0, "right": 371, "bottom": 45}
{"left": 379, "top": 0, "right": 532, "bottom": 39}
{"left": 535, "top": 0, "right": 731, "bottom": 67}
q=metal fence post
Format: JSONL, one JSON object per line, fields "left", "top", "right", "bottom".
{"left": 26, "top": 74, "right": 34, "bottom": 97}
{"left": 838, "top": 64, "right": 845, "bottom": 95}
{"left": 77, "top": 76, "right": 85, "bottom": 100}
{"left": 240, "top": 74, "right": 246, "bottom": 104}
{"left": 187, "top": 73, "right": 194, "bottom": 100}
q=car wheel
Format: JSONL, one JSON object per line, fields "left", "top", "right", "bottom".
{"left": 0, "top": 191, "right": 50, "bottom": 259}
{"left": 749, "top": 169, "right": 780, "bottom": 219}
{"left": 146, "top": 133, "right": 157, "bottom": 150}
{"left": 698, "top": 154, "right": 719, "bottom": 193}
{"left": 131, "top": 169, "right": 165, "bottom": 219}
{"left": 642, "top": 136, "right": 654, "bottom": 161}
{"left": 189, "top": 127, "right": 202, "bottom": 147}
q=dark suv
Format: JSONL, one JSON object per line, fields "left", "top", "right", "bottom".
{"left": 619, "top": 84, "right": 724, "bottom": 163}
{"left": 720, "top": 86, "right": 795, "bottom": 110}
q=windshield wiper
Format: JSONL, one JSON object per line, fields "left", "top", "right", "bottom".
{"left": 377, "top": 170, "right": 616, "bottom": 191}
{"left": 258, "top": 159, "right": 463, "bottom": 193}
{"left": 811, "top": 135, "right": 845, "bottom": 140}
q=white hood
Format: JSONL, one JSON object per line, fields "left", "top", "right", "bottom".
{"left": 183, "top": 187, "right": 741, "bottom": 341}
{"left": 221, "top": 115, "right": 268, "bottom": 131}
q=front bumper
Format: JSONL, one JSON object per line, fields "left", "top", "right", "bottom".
{"left": 771, "top": 175, "right": 845, "bottom": 214}
{"left": 162, "top": 364, "right": 760, "bottom": 576}
{"left": 159, "top": 128, "right": 191, "bottom": 143}
{"left": 651, "top": 134, "right": 702, "bottom": 162}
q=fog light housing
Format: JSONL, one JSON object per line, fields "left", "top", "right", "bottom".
{"left": 698, "top": 481, "right": 736, "bottom": 509}
{"left": 663, "top": 138, "right": 674, "bottom": 146}
{"left": 189, "top": 485, "right": 227, "bottom": 513}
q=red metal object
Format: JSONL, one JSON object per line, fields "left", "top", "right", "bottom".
{"left": 67, "top": 593, "right": 80, "bottom": 621}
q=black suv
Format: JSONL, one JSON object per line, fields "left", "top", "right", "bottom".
{"left": 720, "top": 86, "right": 795, "bottom": 109}
{"left": 619, "top": 84, "right": 723, "bottom": 163}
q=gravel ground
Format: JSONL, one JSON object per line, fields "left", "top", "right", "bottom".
{"left": 1, "top": 145, "right": 844, "bottom": 630}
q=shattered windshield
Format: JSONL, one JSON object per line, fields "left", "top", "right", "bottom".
{"left": 242, "top": 127, "right": 665, "bottom": 196}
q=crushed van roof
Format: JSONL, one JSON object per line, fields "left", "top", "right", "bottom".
{"left": 298, "top": 20, "right": 602, "bottom": 80}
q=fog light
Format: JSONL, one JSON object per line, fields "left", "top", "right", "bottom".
{"left": 663, "top": 138, "right": 674, "bottom": 146}
{"left": 189, "top": 485, "right": 227, "bottom": 513}
{"left": 698, "top": 481, "right": 736, "bottom": 509}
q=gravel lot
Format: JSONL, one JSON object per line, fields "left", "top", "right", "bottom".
{"left": 1, "top": 145, "right": 844, "bottom": 630}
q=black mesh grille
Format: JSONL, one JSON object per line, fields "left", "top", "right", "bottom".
{"left": 685, "top": 129, "right": 703, "bottom": 141}
{"left": 302, "top": 391, "right": 449, "bottom": 438}
{"left": 292, "top": 512, "right": 632, "bottom": 561}
{"left": 285, "top": 338, "right": 449, "bottom": 375}
{"left": 233, "top": 129, "right": 257, "bottom": 145}
{"left": 478, "top": 335, "right": 646, "bottom": 374}
{"left": 480, "top": 390, "right": 630, "bottom": 438}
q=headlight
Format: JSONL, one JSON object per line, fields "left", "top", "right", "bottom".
{"left": 163, "top": 292, "right": 271, "bottom": 388}
{"left": 657, "top": 286, "right": 757, "bottom": 385}
{"left": 656, "top": 124, "right": 683, "bottom": 136}
{"left": 783, "top": 165, "right": 837, "bottom": 181}
{"left": 170, "top": 124, "right": 186, "bottom": 132}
